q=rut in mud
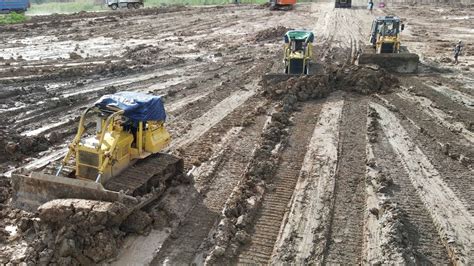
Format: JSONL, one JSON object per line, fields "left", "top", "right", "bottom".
{"left": 1, "top": 1, "right": 473, "bottom": 265}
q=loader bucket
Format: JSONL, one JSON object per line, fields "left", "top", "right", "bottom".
{"left": 357, "top": 53, "right": 419, "bottom": 73}
{"left": 11, "top": 171, "right": 135, "bottom": 212}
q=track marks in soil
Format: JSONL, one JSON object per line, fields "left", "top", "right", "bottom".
{"left": 171, "top": 86, "right": 255, "bottom": 150}
{"left": 152, "top": 102, "right": 269, "bottom": 265}
{"left": 272, "top": 96, "right": 344, "bottom": 264}
{"left": 371, "top": 102, "right": 474, "bottom": 264}
{"left": 323, "top": 96, "right": 368, "bottom": 264}
{"left": 365, "top": 109, "right": 450, "bottom": 264}
{"left": 427, "top": 83, "right": 474, "bottom": 110}
{"left": 237, "top": 101, "right": 323, "bottom": 264}
{"left": 397, "top": 90, "right": 474, "bottom": 143}
{"left": 379, "top": 94, "right": 474, "bottom": 213}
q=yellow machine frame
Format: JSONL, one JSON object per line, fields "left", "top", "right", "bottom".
{"left": 284, "top": 38, "right": 313, "bottom": 75}
{"left": 56, "top": 107, "right": 171, "bottom": 184}
{"left": 375, "top": 33, "right": 401, "bottom": 54}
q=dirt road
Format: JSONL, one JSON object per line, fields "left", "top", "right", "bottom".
{"left": 0, "top": 1, "right": 473, "bottom": 265}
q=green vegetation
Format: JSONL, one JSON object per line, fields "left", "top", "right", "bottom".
{"left": 27, "top": 0, "right": 106, "bottom": 14}
{"left": 145, "top": 0, "right": 266, "bottom": 5}
{"left": 26, "top": 0, "right": 266, "bottom": 15}
{"left": 0, "top": 12, "right": 27, "bottom": 24}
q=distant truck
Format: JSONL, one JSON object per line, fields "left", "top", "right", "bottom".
{"left": 335, "top": 0, "right": 351, "bottom": 8}
{"left": 0, "top": 0, "right": 30, "bottom": 13}
{"left": 106, "top": 0, "right": 143, "bottom": 10}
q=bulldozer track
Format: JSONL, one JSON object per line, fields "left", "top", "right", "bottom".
{"left": 104, "top": 153, "right": 183, "bottom": 196}
{"left": 152, "top": 100, "right": 269, "bottom": 265}
{"left": 178, "top": 95, "right": 264, "bottom": 172}
{"left": 237, "top": 101, "right": 323, "bottom": 264}
{"left": 380, "top": 94, "right": 474, "bottom": 215}
{"left": 369, "top": 118, "right": 450, "bottom": 264}
{"left": 323, "top": 96, "right": 368, "bottom": 264}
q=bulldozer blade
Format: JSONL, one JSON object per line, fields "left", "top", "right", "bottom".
{"left": 262, "top": 73, "right": 299, "bottom": 84}
{"left": 11, "top": 171, "right": 135, "bottom": 212}
{"left": 357, "top": 53, "right": 419, "bottom": 73}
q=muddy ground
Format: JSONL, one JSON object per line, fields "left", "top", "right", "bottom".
{"left": 0, "top": 1, "right": 473, "bottom": 265}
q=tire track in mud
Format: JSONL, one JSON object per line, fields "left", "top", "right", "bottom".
{"left": 323, "top": 95, "right": 368, "bottom": 264}
{"left": 371, "top": 102, "right": 474, "bottom": 264}
{"left": 426, "top": 82, "right": 474, "bottom": 110}
{"left": 110, "top": 93, "right": 268, "bottom": 265}
{"left": 271, "top": 96, "right": 344, "bottom": 264}
{"left": 396, "top": 90, "right": 474, "bottom": 143}
{"left": 151, "top": 99, "right": 269, "bottom": 265}
{"left": 401, "top": 78, "right": 474, "bottom": 130}
{"left": 237, "top": 101, "right": 323, "bottom": 264}
{"left": 379, "top": 94, "right": 474, "bottom": 214}
{"left": 365, "top": 106, "right": 450, "bottom": 264}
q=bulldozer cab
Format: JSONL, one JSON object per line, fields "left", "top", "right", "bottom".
{"left": 284, "top": 30, "right": 314, "bottom": 75}
{"left": 58, "top": 92, "right": 171, "bottom": 184}
{"left": 370, "top": 16, "right": 404, "bottom": 53}
{"left": 358, "top": 15, "right": 418, "bottom": 73}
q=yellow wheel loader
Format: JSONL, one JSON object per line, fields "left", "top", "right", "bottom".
{"left": 357, "top": 16, "right": 419, "bottom": 73}
{"left": 12, "top": 92, "right": 183, "bottom": 212}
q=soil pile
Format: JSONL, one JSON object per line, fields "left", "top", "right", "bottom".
{"left": 262, "top": 65, "right": 399, "bottom": 100}
{"left": 1, "top": 198, "right": 150, "bottom": 265}
{"left": 330, "top": 65, "right": 399, "bottom": 94}
{"left": 0, "top": 175, "right": 10, "bottom": 204}
{"left": 0, "top": 128, "right": 50, "bottom": 164}
{"left": 23, "top": 199, "right": 127, "bottom": 264}
{"left": 254, "top": 26, "right": 289, "bottom": 42}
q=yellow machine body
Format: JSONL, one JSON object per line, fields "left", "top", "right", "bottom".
{"left": 375, "top": 35, "right": 400, "bottom": 54}
{"left": 70, "top": 109, "right": 171, "bottom": 184}
{"left": 283, "top": 30, "right": 314, "bottom": 75}
{"left": 357, "top": 15, "right": 419, "bottom": 73}
{"left": 11, "top": 93, "right": 183, "bottom": 212}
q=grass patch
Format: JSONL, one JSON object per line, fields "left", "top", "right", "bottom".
{"left": 27, "top": 0, "right": 106, "bottom": 15}
{"left": 27, "top": 0, "right": 266, "bottom": 15}
{"left": 145, "top": 0, "right": 266, "bottom": 5}
{"left": 0, "top": 12, "right": 27, "bottom": 24}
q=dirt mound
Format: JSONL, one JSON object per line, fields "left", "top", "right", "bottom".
{"left": 0, "top": 129, "right": 50, "bottom": 164}
{"left": 0, "top": 175, "right": 11, "bottom": 204}
{"left": 254, "top": 26, "right": 289, "bottom": 42}
{"left": 263, "top": 65, "right": 399, "bottom": 101}
{"left": 4, "top": 199, "right": 132, "bottom": 265}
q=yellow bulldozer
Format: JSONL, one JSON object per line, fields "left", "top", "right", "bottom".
{"left": 12, "top": 92, "right": 183, "bottom": 211}
{"left": 264, "top": 30, "right": 315, "bottom": 83}
{"left": 284, "top": 30, "right": 314, "bottom": 75}
{"left": 357, "top": 16, "right": 419, "bottom": 73}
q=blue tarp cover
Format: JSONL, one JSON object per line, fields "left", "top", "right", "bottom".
{"left": 95, "top": 91, "right": 166, "bottom": 122}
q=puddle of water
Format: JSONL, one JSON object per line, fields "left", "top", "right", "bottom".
{"left": 5, "top": 225, "right": 17, "bottom": 236}
{"left": 442, "top": 15, "right": 471, "bottom": 20}
{"left": 62, "top": 67, "right": 184, "bottom": 98}
{"left": 0, "top": 36, "right": 157, "bottom": 61}
{"left": 21, "top": 120, "right": 69, "bottom": 137}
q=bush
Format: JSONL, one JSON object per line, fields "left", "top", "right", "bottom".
{"left": 0, "top": 12, "right": 27, "bottom": 25}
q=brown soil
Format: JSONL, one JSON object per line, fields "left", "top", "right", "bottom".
{"left": 0, "top": 2, "right": 473, "bottom": 265}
